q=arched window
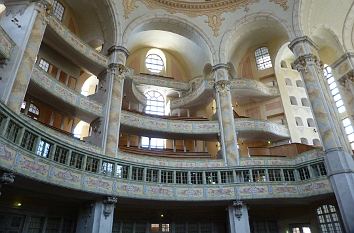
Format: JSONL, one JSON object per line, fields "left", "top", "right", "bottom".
{"left": 285, "top": 78, "right": 292, "bottom": 86}
{"left": 295, "top": 117, "right": 303, "bottom": 127}
{"left": 145, "top": 90, "right": 165, "bottom": 116}
{"left": 316, "top": 205, "right": 343, "bottom": 233}
{"left": 296, "top": 80, "right": 304, "bottom": 87}
{"left": 300, "top": 138, "right": 308, "bottom": 145}
{"left": 255, "top": 47, "right": 272, "bottom": 70}
{"left": 301, "top": 98, "right": 310, "bottom": 107}
{"left": 53, "top": 1, "right": 65, "bottom": 21}
{"left": 307, "top": 118, "right": 315, "bottom": 127}
{"left": 145, "top": 51, "right": 165, "bottom": 74}
{"left": 290, "top": 96, "right": 298, "bottom": 105}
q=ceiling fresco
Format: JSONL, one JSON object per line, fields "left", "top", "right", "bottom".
{"left": 123, "top": 0, "right": 288, "bottom": 36}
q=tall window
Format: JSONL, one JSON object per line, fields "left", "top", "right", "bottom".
{"left": 255, "top": 47, "right": 272, "bottom": 70}
{"left": 145, "top": 90, "right": 165, "bottom": 116}
{"left": 324, "top": 65, "right": 354, "bottom": 150}
{"left": 53, "top": 1, "right": 65, "bottom": 21}
{"left": 316, "top": 205, "right": 342, "bottom": 233}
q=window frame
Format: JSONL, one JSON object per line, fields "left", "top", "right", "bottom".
{"left": 255, "top": 47, "right": 273, "bottom": 70}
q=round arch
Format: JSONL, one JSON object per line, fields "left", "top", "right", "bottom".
{"left": 219, "top": 12, "right": 294, "bottom": 64}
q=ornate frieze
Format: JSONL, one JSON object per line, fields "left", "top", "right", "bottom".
{"left": 123, "top": 0, "right": 288, "bottom": 36}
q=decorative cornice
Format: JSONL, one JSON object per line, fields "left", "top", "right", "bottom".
{"left": 108, "top": 45, "right": 130, "bottom": 58}
{"left": 289, "top": 36, "right": 319, "bottom": 51}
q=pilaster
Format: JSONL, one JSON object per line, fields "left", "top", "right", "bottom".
{"left": 228, "top": 200, "right": 250, "bottom": 233}
{"left": 213, "top": 64, "right": 239, "bottom": 166}
{"left": 289, "top": 36, "right": 354, "bottom": 233}
{"left": 76, "top": 196, "right": 117, "bottom": 233}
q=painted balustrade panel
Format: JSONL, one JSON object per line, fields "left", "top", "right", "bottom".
{"left": 48, "top": 17, "right": 108, "bottom": 68}
{"left": 0, "top": 139, "right": 332, "bottom": 201}
{"left": 31, "top": 66, "right": 104, "bottom": 117}
{"left": 131, "top": 74, "right": 190, "bottom": 90}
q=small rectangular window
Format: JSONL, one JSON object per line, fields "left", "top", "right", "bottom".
{"left": 36, "top": 140, "right": 52, "bottom": 158}
{"left": 101, "top": 161, "right": 114, "bottom": 176}
{"left": 116, "top": 165, "right": 129, "bottom": 179}
{"left": 85, "top": 157, "right": 99, "bottom": 172}
{"left": 54, "top": 146, "right": 68, "bottom": 164}
{"left": 20, "top": 130, "right": 37, "bottom": 151}
{"left": 298, "top": 167, "right": 311, "bottom": 180}
{"left": 132, "top": 167, "right": 144, "bottom": 181}
{"left": 311, "top": 163, "right": 327, "bottom": 177}
{"left": 220, "top": 171, "right": 233, "bottom": 183}
{"left": 268, "top": 169, "right": 282, "bottom": 181}
{"left": 190, "top": 172, "right": 203, "bottom": 184}
{"left": 53, "top": 1, "right": 65, "bottom": 21}
{"left": 70, "top": 152, "right": 84, "bottom": 169}
{"left": 205, "top": 171, "right": 218, "bottom": 184}
{"left": 147, "top": 169, "right": 159, "bottom": 182}
{"left": 252, "top": 169, "right": 266, "bottom": 182}
{"left": 38, "top": 58, "right": 50, "bottom": 72}
{"left": 5, "top": 121, "right": 21, "bottom": 143}
{"left": 161, "top": 170, "right": 173, "bottom": 183}
{"left": 235, "top": 170, "right": 251, "bottom": 183}
{"left": 283, "top": 169, "right": 295, "bottom": 181}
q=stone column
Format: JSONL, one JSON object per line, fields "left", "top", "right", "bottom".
{"left": 228, "top": 200, "right": 250, "bottom": 233}
{"left": 6, "top": 0, "right": 52, "bottom": 112}
{"left": 213, "top": 64, "right": 239, "bottom": 166}
{"left": 76, "top": 197, "right": 117, "bottom": 233}
{"left": 88, "top": 46, "right": 129, "bottom": 157}
{"left": 289, "top": 36, "right": 354, "bottom": 233}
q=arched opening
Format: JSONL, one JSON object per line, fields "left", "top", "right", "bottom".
{"left": 295, "top": 117, "right": 303, "bottom": 127}
{"left": 290, "top": 96, "right": 298, "bottom": 105}
{"left": 296, "top": 80, "right": 304, "bottom": 88}
{"left": 73, "top": 121, "right": 90, "bottom": 139}
{"left": 285, "top": 78, "right": 292, "bottom": 86}
{"left": 307, "top": 118, "right": 316, "bottom": 127}
{"left": 301, "top": 98, "right": 310, "bottom": 107}
{"left": 145, "top": 90, "right": 166, "bottom": 116}
{"left": 300, "top": 138, "right": 308, "bottom": 145}
{"left": 81, "top": 75, "right": 99, "bottom": 96}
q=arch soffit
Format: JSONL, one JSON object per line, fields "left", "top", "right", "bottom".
{"left": 121, "top": 14, "right": 217, "bottom": 63}
{"left": 219, "top": 12, "right": 294, "bottom": 64}
{"left": 342, "top": 1, "right": 354, "bottom": 52}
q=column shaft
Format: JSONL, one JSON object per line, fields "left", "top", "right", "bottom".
{"left": 7, "top": 1, "right": 49, "bottom": 113}
{"left": 214, "top": 65, "right": 239, "bottom": 166}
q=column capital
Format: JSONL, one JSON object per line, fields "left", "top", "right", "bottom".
{"left": 232, "top": 200, "right": 245, "bottom": 220}
{"left": 108, "top": 45, "right": 130, "bottom": 65}
{"left": 212, "top": 63, "right": 231, "bottom": 82}
{"left": 108, "top": 63, "right": 129, "bottom": 78}
{"left": 292, "top": 53, "right": 323, "bottom": 72}
{"left": 102, "top": 196, "right": 117, "bottom": 219}
{"left": 0, "top": 172, "right": 15, "bottom": 196}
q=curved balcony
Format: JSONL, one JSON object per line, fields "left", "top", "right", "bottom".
{"left": 0, "top": 101, "right": 332, "bottom": 201}
{"left": 120, "top": 110, "right": 290, "bottom": 140}
{"left": 30, "top": 66, "right": 104, "bottom": 122}
{"left": 45, "top": 17, "right": 108, "bottom": 74}
{"left": 170, "top": 78, "right": 280, "bottom": 109}
{"left": 0, "top": 26, "right": 15, "bottom": 63}
{"left": 130, "top": 73, "right": 190, "bottom": 91}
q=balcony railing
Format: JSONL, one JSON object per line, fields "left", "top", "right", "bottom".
{"left": 0, "top": 101, "right": 332, "bottom": 201}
